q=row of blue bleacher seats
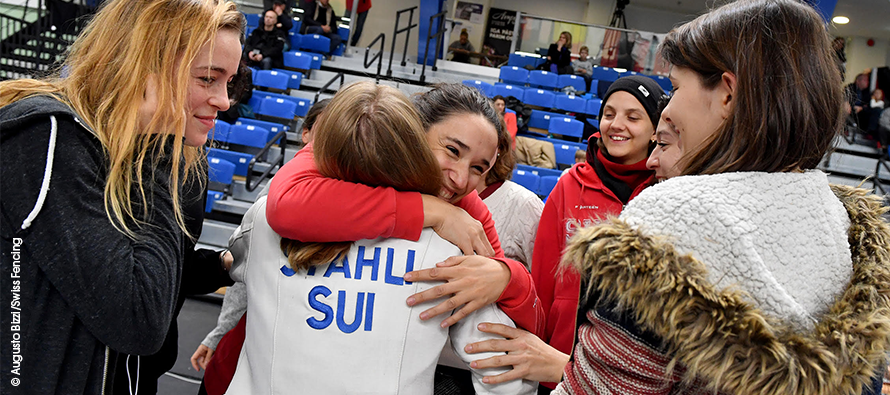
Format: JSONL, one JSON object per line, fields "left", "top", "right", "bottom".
{"left": 499, "top": 66, "right": 672, "bottom": 93}
{"left": 465, "top": 79, "right": 603, "bottom": 119}
{"left": 503, "top": 55, "right": 672, "bottom": 92}
{"left": 244, "top": 12, "right": 350, "bottom": 57}
{"left": 512, "top": 167, "right": 560, "bottom": 198}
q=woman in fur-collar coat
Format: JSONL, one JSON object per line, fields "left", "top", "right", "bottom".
{"left": 553, "top": 1, "right": 890, "bottom": 394}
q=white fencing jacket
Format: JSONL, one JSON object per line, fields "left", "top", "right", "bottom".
{"left": 226, "top": 197, "right": 536, "bottom": 395}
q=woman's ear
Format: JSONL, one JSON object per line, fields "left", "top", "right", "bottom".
{"left": 138, "top": 74, "right": 159, "bottom": 131}
{"left": 719, "top": 72, "right": 737, "bottom": 119}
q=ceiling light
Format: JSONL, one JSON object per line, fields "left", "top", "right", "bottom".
{"left": 832, "top": 16, "right": 850, "bottom": 24}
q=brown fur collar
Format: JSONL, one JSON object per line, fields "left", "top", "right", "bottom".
{"left": 562, "top": 185, "right": 890, "bottom": 395}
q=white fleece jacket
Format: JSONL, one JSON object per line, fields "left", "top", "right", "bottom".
{"left": 619, "top": 170, "right": 852, "bottom": 331}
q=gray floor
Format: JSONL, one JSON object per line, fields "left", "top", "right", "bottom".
{"left": 158, "top": 298, "right": 223, "bottom": 395}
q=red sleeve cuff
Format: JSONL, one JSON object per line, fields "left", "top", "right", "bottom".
{"left": 390, "top": 191, "right": 423, "bottom": 242}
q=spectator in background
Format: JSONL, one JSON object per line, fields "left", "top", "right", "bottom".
{"left": 559, "top": 149, "right": 586, "bottom": 178}
{"left": 492, "top": 95, "right": 517, "bottom": 142}
{"left": 271, "top": 0, "right": 293, "bottom": 34}
{"left": 871, "top": 89, "right": 885, "bottom": 109}
{"left": 301, "top": 0, "right": 342, "bottom": 58}
{"left": 449, "top": 29, "right": 475, "bottom": 63}
{"left": 344, "top": 0, "right": 371, "bottom": 47}
{"left": 476, "top": 111, "right": 544, "bottom": 270}
{"left": 572, "top": 45, "right": 595, "bottom": 92}
{"left": 245, "top": 9, "right": 287, "bottom": 69}
{"left": 539, "top": 31, "right": 572, "bottom": 74}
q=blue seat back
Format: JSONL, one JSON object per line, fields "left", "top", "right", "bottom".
{"left": 528, "top": 110, "right": 568, "bottom": 130}
{"left": 243, "top": 12, "right": 261, "bottom": 27}
{"left": 290, "top": 20, "right": 302, "bottom": 34}
{"left": 528, "top": 70, "right": 559, "bottom": 89}
{"left": 549, "top": 117, "right": 584, "bottom": 139}
{"left": 283, "top": 51, "right": 312, "bottom": 70}
{"left": 555, "top": 94, "right": 586, "bottom": 113}
{"left": 553, "top": 143, "right": 580, "bottom": 166}
{"left": 205, "top": 190, "right": 225, "bottom": 213}
{"left": 235, "top": 118, "right": 288, "bottom": 134}
{"left": 507, "top": 53, "right": 545, "bottom": 69}
{"left": 228, "top": 124, "right": 270, "bottom": 148}
{"left": 516, "top": 164, "right": 563, "bottom": 178}
{"left": 499, "top": 66, "right": 529, "bottom": 86}
{"left": 618, "top": 70, "right": 639, "bottom": 79}
{"left": 523, "top": 89, "right": 555, "bottom": 109}
{"left": 208, "top": 157, "right": 235, "bottom": 185}
{"left": 493, "top": 83, "right": 525, "bottom": 100}
{"left": 254, "top": 70, "right": 289, "bottom": 91}
{"left": 591, "top": 66, "right": 620, "bottom": 83}
{"left": 272, "top": 68, "right": 303, "bottom": 90}
{"left": 537, "top": 175, "right": 560, "bottom": 197}
{"left": 300, "top": 34, "right": 331, "bottom": 54}
{"left": 558, "top": 74, "right": 586, "bottom": 92}
{"left": 649, "top": 75, "right": 672, "bottom": 92}
{"left": 511, "top": 169, "right": 540, "bottom": 193}
{"left": 462, "top": 80, "right": 494, "bottom": 97}
{"left": 289, "top": 33, "right": 303, "bottom": 51}
{"left": 210, "top": 120, "right": 231, "bottom": 143}
{"left": 338, "top": 26, "right": 350, "bottom": 42}
{"left": 293, "top": 98, "right": 311, "bottom": 117}
{"left": 257, "top": 97, "right": 297, "bottom": 119}
{"left": 207, "top": 148, "right": 252, "bottom": 177}
{"left": 586, "top": 98, "right": 603, "bottom": 117}
{"left": 247, "top": 95, "right": 263, "bottom": 113}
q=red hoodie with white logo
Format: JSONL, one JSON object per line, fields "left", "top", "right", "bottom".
{"left": 532, "top": 151, "right": 653, "bottom": 389}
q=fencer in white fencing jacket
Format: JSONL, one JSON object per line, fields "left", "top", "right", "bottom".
{"left": 225, "top": 196, "right": 536, "bottom": 394}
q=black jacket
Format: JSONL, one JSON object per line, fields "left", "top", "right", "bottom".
{"left": 245, "top": 27, "right": 286, "bottom": 64}
{"left": 0, "top": 95, "right": 182, "bottom": 394}
{"left": 300, "top": 0, "right": 337, "bottom": 34}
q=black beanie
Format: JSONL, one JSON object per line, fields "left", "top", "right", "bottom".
{"left": 598, "top": 75, "right": 667, "bottom": 128}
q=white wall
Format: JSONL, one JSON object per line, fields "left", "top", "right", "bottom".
{"left": 844, "top": 36, "right": 890, "bottom": 84}
{"left": 622, "top": 4, "right": 696, "bottom": 34}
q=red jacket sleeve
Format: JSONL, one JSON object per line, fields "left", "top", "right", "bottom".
{"left": 458, "top": 192, "right": 545, "bottom": 337}
{"left": 266, "top": 144, "right": 424, "bottom": 242}
{"left": 532, "top": 179, "right": 565, "bottom": 344}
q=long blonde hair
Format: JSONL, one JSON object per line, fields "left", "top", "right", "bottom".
{"left": 281, "top": 82, "right": 442, "bottom": 271}
{"left": 0, "top": 0, "right": 245, "bottom": 237}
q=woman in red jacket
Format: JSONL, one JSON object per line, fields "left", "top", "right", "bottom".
{"left": 464, "top": 76, "right": 667, "bottom": 391}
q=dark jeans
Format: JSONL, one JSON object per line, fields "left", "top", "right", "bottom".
{"left": 305, "top": 26, "right": 342, "bottom": 56}
{"left": 348, "top": 10, "right": 368, "bottom": 46}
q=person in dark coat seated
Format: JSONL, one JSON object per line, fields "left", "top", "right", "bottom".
{"left": 245, "top": 9, "right": 287, "bottom": 69}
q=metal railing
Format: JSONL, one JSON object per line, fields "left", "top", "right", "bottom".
{"left": 364, "top": 33, "right": 385, "bottom": 83}
{"left": 314, "top": 72, "right": 345, "bottom": 103}
{"left": 386, "top": 6, "right": 417, "bottom": 77}
{"left": 874, "top": 152, "right": 890, "bottom": 195}
{"left": 419, "top": 10, "right": 446, "bottom": 84}
{"left": 245, "top": 129, "right": 289, "bottom": 192}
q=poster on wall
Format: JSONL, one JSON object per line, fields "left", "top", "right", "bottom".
{"left": 483, "top": 7, "right": 517, "bottom": 56}
{"left": 455, "top": 1, "right": 484, "bottom": 24}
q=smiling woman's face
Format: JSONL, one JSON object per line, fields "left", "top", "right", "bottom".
{"left": 425, "top": 113, "right": 498, "bottom": 203}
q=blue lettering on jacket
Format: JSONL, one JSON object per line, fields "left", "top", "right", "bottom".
{"left": 280, "top": 264, "right": 297, "bottom": 277}
{"left": 307, "top": 285, "right": 334, "bottom": 329}
{"left": 354, "top": 246, "right": 380, "bottom": 281}
{"left": 324, "top": 256, "right": 351, "bottom": 278}
{"left": 385, "top": 248, "right": 415, "bottom": 285}
{"left": 364, "top": 293, "right": 375, "bottom": 332}
{"left": 336, "top": 290, "right": 364, "bottom": 333}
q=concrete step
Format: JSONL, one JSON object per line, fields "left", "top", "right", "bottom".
{"left": 197, "top": 220, "right": 238, "bottom": 248}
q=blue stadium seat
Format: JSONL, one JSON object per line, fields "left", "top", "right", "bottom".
{"left": 254, "top": 70, "right": 289, "bottom": 92}
{"left": 338, "top": 26, "right": 350, "bottom": 42}
{"left": 586, "top": 98, "right": 603, "bottom": 117}
{"left": 499, "top": 66, "right": 529, "bottom": 86}
{"left": 549, "top": 117, "right": 584, "bottom": 140}
{"left": 554, "top": 142, "right": 580, "bottom": 167}
{"left": 591, "top": 66, "right": 620, "bottom": 83}
{"left": 283, "top": 51, "right": 312, "bottom": 71}
{"left": 528, "top": 110, "right": 568, "bottom": 130}
{"left": 523, "top": 89, "right": 556, "bottom": 108}
{"left": 256, "top": 97, "right": 297, "bottom": 121}
{"left": 537, "top": 175, "right": 559, "bottom": 197}
{"left": 205, "top": 190, "right": 225, "bottom": 213}
{"left": 290, "top": 20, "right": 302, "bottom": 34}
{"left": 243, "top": 12, "right": 261, "bottom": 27}
{"left": 493, "top": 83, "right": 525, "bottom": 100}
{"left": 235, "top": 118, "right": 288, "bottom": 135}
{"left": 528, "top": 70, "right": 559, "bottom": 90}
{"left": 516, "top": 164, "right": 562, "bottom": 178}
{"left": 289, "top": 32, "right": 303, "bottom": 51}
{"left": 462, "top": 80, "right": 494, "bottom": 97}
{"left": 272, "top": 68, "right": 303, "bottom": 90}
{"left": 649, "top": 75, "right": 672, "bottom": 92}
{"left": 300, "top": 34, "right": 331, "bottom": 54}
{"left": 253, "top": 91, "right": 303, "bottom": 111}
{"left": 558, "top": 74, "right": 586, "bottom": 92}
{"left": 208, "top": 157, "right": 235, "bottom": 187}
{"left": 511, "top": 169, "right": 540, "bottom": 193}
{"left": 586, "top": 119, "right": 600, "bottom": 130}
{"left": 618, "top": 70, "right": 639, "bottom": 79}
{"left": 555, "top": 94, "right": 586, "bottom": 113}
{"left": 309, "top": 53, "right": 323, "bottom": 69}
{"left": 507, "top": 53, "right": 545, "bottom": 69}
{"left": 208, "top": 148, "right": 252, "bottom": 177}
{"left": 228, "top": 124, "right": 271, "bottom": 159}
{"left": 246, "top": 95, "right": 263, "bottom": 113}
{"left": 210, "top": 120, "right": 231, "bottom": 143}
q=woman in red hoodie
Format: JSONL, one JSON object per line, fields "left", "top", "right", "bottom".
{"left": 464, "top": 76, "right": 666, "bottom": 391}
{"left": 201, "top": 83, "right": 544, "bottom": 395}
